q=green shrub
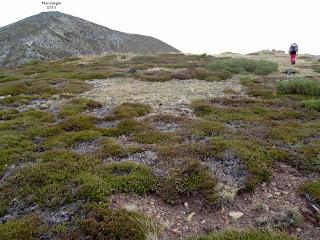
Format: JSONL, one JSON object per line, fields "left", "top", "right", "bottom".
{"left": 97, "top": 139, "right": 126, "bottom": 158}
{"left": 191, "top": 229, "right": 298, "bottom": 240}
{"left": 191, "top": 100, "right": 215, "bottom": 116}
{"left": 206, "top": 58, "right": 278, "bottom": 76}
{"left": 74, "top": 172, "right": 111, "bottom": 202}
{"left": 113, "top": 102, "right": 152, "bottom": 119}
{"left": 60, "top": 115, "right": 97, "bottom": 131}
{"left": 256, "top": 209, "right": 303, "bottom": 230}
{"left": 276, "top": 79, "right": 320, "bottom": 96}
{"left": 300, "top": 180, "right": 320, "bottom": 204}
{"left": 100, "top": 162, "right": 156, "bottom": 195}
{"left": 0, "top": 81, "right": 30, "bottom": 96}
{"left": 15, "top": 155, "right": 156, "bottom": 209}
{"left": 303, "top": 99, "right": 320, "bottom": 111}
{"left": 0, "top": 214, "right": 41, "bottom": 240}
{"left": 0, "top": 109, "right": 19, "bottom": 120}
{"left": 156, "top": 159, "right": 217, "bottom": 204}
{"left": 77, "top": 208, "right": 157, "bottom": 240}
{"left": 0, "top": 110, "right": 53, "bottom": 132}
{"left": 0, "top": 133, "right": 35, "bottom": 174}
{"left": 189, "top": 120, "right": 228, "bottom": 137}
{"left": 45, "top": 130, "right": 102, "bottom": 149}
{"left": 16, "top": 150, "right": 99, "bottom": 208}
{"left": 171, "top": 68, "right": 208, "bottom": 80}
{"left": 312, "top": 65, "right": 320, "bottom": 73}
{"left": 60, "top": 98, "right": 102, "bottom": 117}
{"left": 133, "top": 131, "right": 181, "bottom": 144}
{"left": 100, "top": 119, "right": 145, "bottom": 137}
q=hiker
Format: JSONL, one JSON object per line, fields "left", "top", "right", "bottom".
{"left": 289, "top": 43, "right": 298, "bottom": 65}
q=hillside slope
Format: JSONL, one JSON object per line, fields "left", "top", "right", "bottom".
{"left": 0, "top": 11, "right": 180, "bottom": 66}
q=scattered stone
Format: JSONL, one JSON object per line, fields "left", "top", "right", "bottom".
{"left": 154, "top": 122, "right": 178, "bottom": 132}
{"left": 120, "top": 150, "right": 157, "bottom": 166}
{"left": 228, "top": 211, "right": 244, "bottom": 220}
{"left": 96, "top": 120, "right": 119, "bottom": 129}
{"left": 184, "top": 202, "right": 189, "bottom": 209}
{"left": 73, "top": 141, "right": 99, "bottom": 155}
{"left": 172, "top": 228, "right": 181, "bottom": 235}
{"left": 127, "top": 67, "right": 137, "bottom": 74}
{"left": 266, "top": 193, "right": 273, "bottom": 198}
{"left": 42, "top": 202, "right": 82, "bottom": 224}
{"left": 204, "top": 150, "right": 248, "bottom": 188}
{"left": 124, "top": 204, "right": 138, "bottom": 212}
{"left": 282, "top": 69, "right": 296, "bottom": 75}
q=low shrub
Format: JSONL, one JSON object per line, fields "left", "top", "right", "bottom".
{"left": 100, "top": 119, "right": 145, "bottom": 137}
{"left": 60, "top": 98, "right": 102, "bottom": 117}
{"left": 300, "top": 180, "right": 320, "bottom": 204}
{"left": 97, "top": 139, "right": 126, "bottom": 158}
{"left": 255, "top": 209, "right": 304, "bottom": 230}
{"left": 133, "top": 131, "right": 181, "bottom": 144}
{"left": 60, "top": 115, "right": 97, "bottom": 131}
{"left": 206, "top": 58, "right": 278, "bottom": 76}
{"left": 156, "top": 159, "right": 217, "bottom": 204}
{"left": 171, "top": 68, "right": 208, "bottom": 80}
{"left": 191, "top": 229, "right": 298, "bottom": 240}
{"left": 113, "top": 102, "right": 152, "bottom": 119}
{"left": 75, "top": 208, "right": 158, "bottom": 240}
{"left": 0, "top": 214, "right": 41, "bottom": 240}
{"left": 45, "top": 130, "right": 102, "bottom": 149}
{"left": 100, "top": 162, "right": 156, "bottom": 195}
{"left": 303, "top": 99, "right": 320, "bottom": 111}
{"left": 0, "top": 133, "right": 35, "bottom": 175}
{"left": 312, "top": 65, "right": 320, "bottom": 73}
{"left": 0, "top": 81, "right": 30, "bottom": 96}
{"left": 276, "top": 78, "right": 320, "bottom": 97}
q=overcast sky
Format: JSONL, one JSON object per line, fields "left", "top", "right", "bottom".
{"left": 1, "top": 0, "right": 319, "bottom": 55}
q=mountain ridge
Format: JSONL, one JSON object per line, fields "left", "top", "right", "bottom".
{"left": 0, "top": 11, "right": 180, "bottom": 67}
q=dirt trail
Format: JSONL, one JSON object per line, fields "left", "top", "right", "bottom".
{"left": 81, "top": 77, "right": 244, "bottom": 114}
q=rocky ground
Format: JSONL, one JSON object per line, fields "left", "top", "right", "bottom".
{"left": 0, "top": 52, "right": 320, "bottom": 240}
{"left": 110, "top": 164, "right": 319, "bottom": 240}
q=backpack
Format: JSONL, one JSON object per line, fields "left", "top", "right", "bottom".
{"left": 290, "top": 43, "right": 298, "bottom": 54}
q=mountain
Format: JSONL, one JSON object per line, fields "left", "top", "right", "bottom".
{"left": 0, "top": 11, "right": 180, "bottom": 67}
